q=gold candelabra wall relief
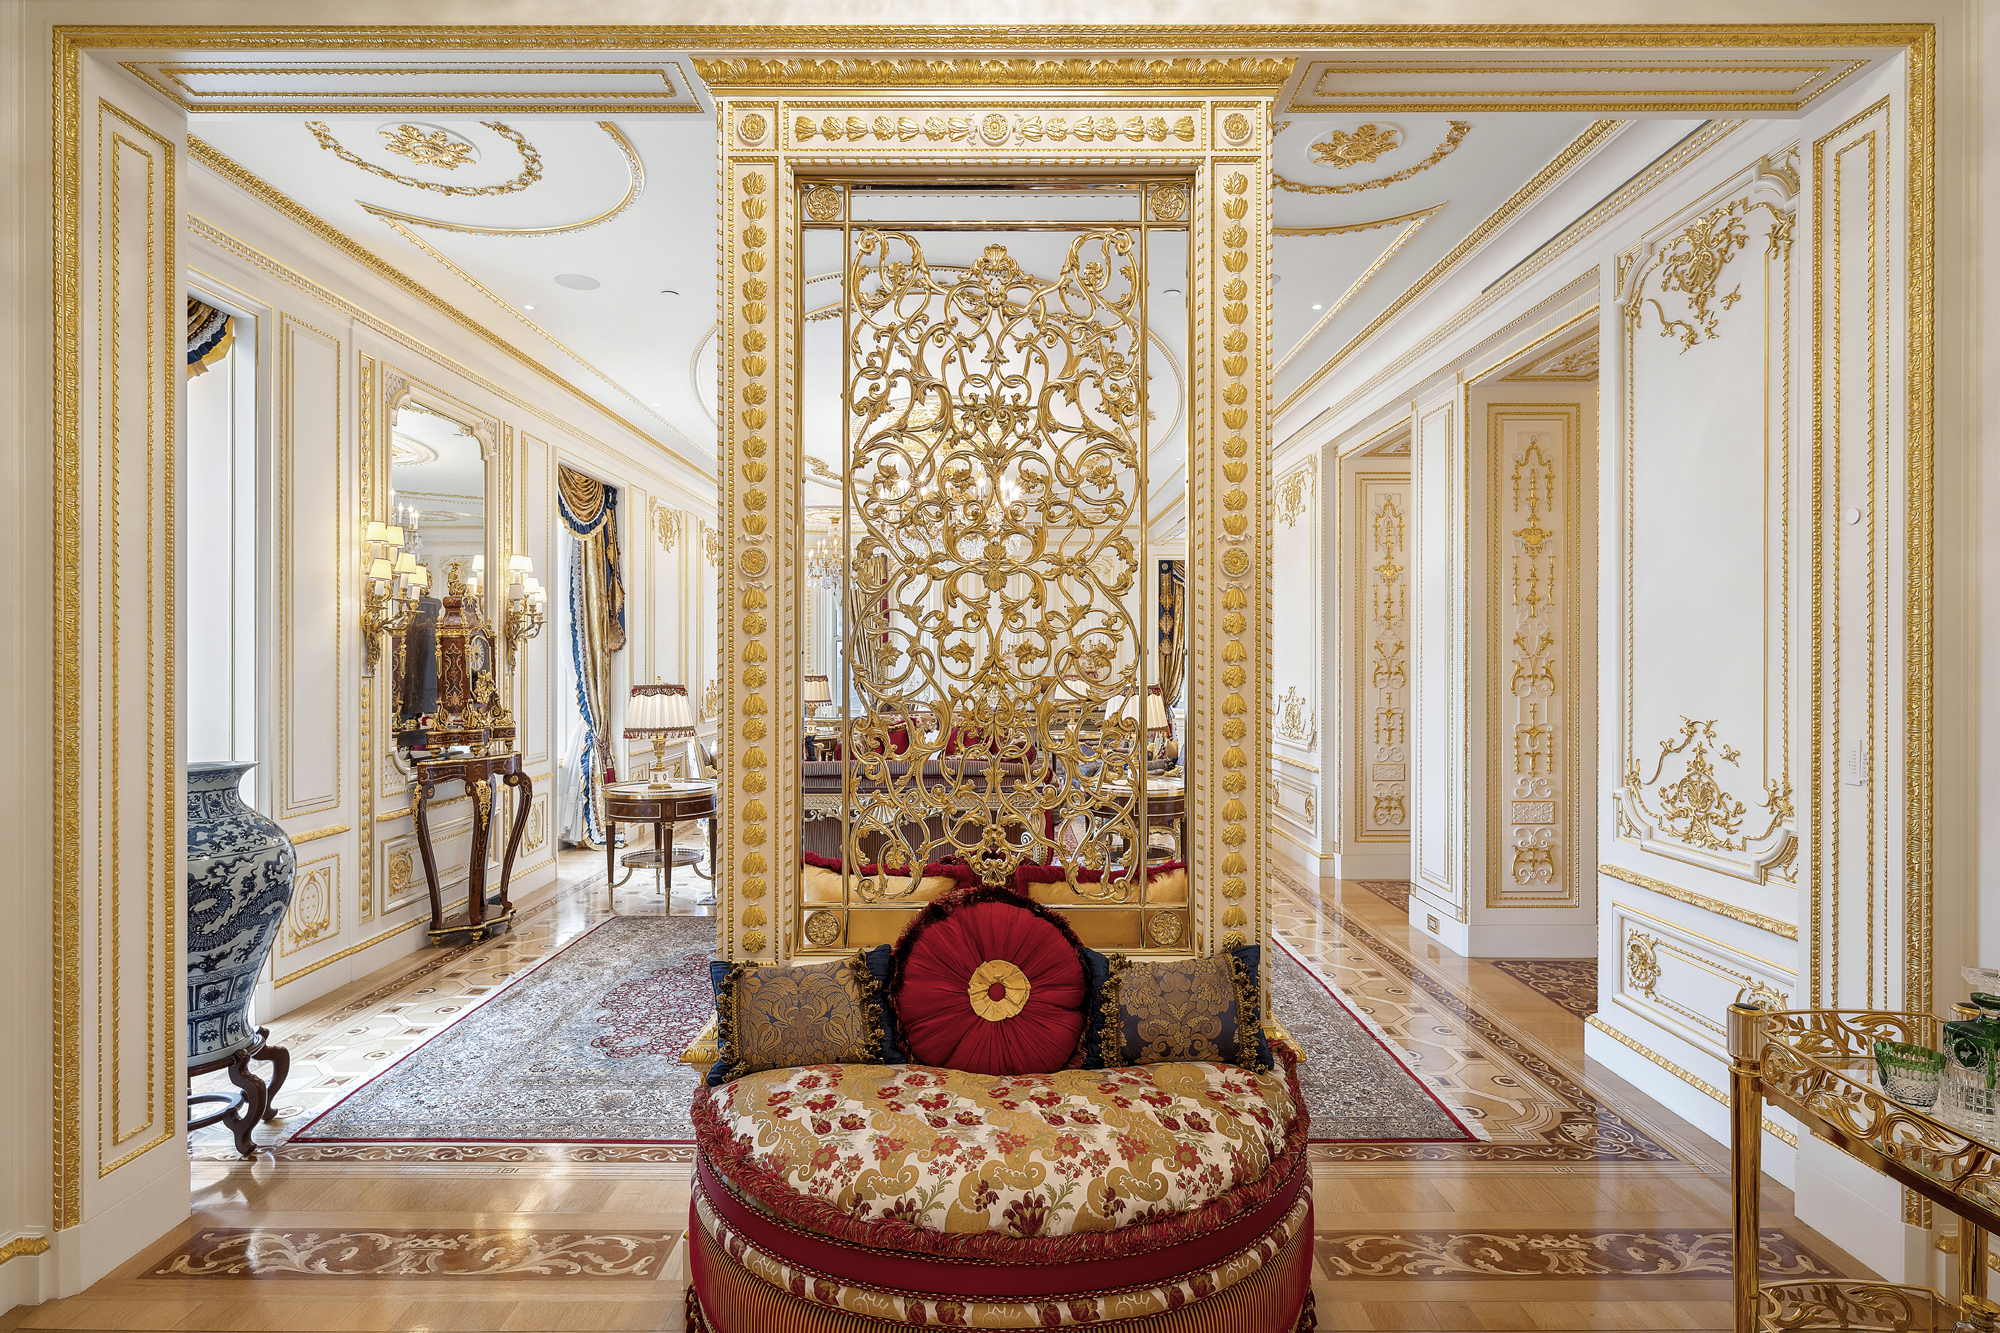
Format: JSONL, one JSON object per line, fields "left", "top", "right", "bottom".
{"left": 1357, "top": 476, "right": 1409, "bottom": 840}
{"left": 1489, "top": 408, "right": 1580, "bottom": 908}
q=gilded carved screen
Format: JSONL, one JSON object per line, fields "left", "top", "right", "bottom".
{"left": 796, "top": 183, "right": 1193, "bottom": 953}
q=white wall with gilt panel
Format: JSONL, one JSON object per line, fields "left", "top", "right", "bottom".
{"left": 1342, "top": 430, "right": 1412, "bottom": 880}
{"left": 1270, "top": 451, "right": 1322, "bottom": 869}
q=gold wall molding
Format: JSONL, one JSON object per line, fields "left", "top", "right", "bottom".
{"left": 696, "top": 56, "right": 1293, "bottom": 89}
{"left": 273, "top": 917, "right": 424, "bottom": 989}
{"left": 1619, "top": 173, "right": 1797, "bottom": 889}
{"left": 289, "top": 822, "right": 350, "bottom": 845}
{"left": 1585, "top": 1015, "right": 1797, "bottom": 1147}
{"left": 1279, "top": 120, "right": 1620, "bottom": 415}
{"left": 0, "top": 1235, "right": 50, "bottom": 1266}
{"left": 1598, "top": 863, "right": 1796, "bottom": 940}
{"left": 278, "top": 853, "right": 341, "bottom": 957}
{"left": 1273, "top": 202, "right": 1442, "bottom": 238}
{"left": 120, "top": 60, "right": 701, "bottom": 114}
{"left": 1502, "top": 325, "right": 1599, "bottom": 381}
{"left": 1275, "top": 120, "right": 1469, "bottom": 194}
{"left": 1286, "top": 56, "right": 1869, "bottom": 114}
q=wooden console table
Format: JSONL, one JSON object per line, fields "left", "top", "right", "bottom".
{"left": 1728, "top": 1000, "right": 1990, "bottom": 1331}
{"left": 412, "top": 752, "right": 533, "bottom": 942}
{"left": 602, "top": 780, "right": 718, "bottom": 907}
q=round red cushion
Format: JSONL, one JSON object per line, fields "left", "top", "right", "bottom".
{"left": 894, "top": 899, "right": 1086, "bottom": 1075}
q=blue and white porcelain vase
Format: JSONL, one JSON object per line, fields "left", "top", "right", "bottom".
{"left": 186, "top": 761, "right": 297, "bottom": 1065}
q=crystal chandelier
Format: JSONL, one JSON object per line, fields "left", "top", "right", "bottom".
{"left": 806, "top": 518, "right": 843, "bottom": 590}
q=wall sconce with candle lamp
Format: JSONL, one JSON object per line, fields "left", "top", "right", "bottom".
{"left": 361, "top": 520, "right": 430, "bottom": 675}
{"left": 502, "top": 554, "right": 547, "bottom": 666}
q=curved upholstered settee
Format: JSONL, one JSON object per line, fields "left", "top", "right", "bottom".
{"left": 686, "top": 883, "right": 1314, "bottom": 1332}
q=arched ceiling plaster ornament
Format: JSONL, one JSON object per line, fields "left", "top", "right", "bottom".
{"left": 1275, "top": 120, "right": 1471, "bottom": 195}
{"left": 305, "top": 119, "right": 543, "bottom": 196}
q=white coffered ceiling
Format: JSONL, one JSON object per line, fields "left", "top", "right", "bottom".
{"left": 173, "top": 45, "right": 1897, "bottom": 475}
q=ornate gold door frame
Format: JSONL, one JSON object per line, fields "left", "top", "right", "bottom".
{"left": 700, "top": 60, "right": 1287, "bottom": 973}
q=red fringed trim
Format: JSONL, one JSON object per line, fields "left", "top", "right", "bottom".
{"left": 689, "top": 1051, "right": 1311, "bottom": 1268}
{"left": 801, "top": 851, "right": 983, "bottom": 885}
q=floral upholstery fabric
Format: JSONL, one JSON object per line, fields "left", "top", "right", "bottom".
{"left": 715, "top": 954, "right": 882, "bottom": 1082}
{"left": 1101, "top": 950, "right": 1263, "bottom": 1072}
{"left": 693, "top": 1058, "right": 1302, "bottom": 1264}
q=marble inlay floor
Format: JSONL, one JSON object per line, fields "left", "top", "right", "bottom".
{"left": 5, "top": 862, "right": 1872, "bottom": 1333}
{"left": 1487, "top": 958, "right": 1599, "bottom": 1019}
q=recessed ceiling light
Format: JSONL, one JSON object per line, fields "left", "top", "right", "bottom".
{"left": 554, "top": 273, "right": 601, "bottom": 290}
{"left": 1312, "top": 303, "right": 1323, "bottom": 310}
{"left": 523, "top": 303, "right": 535, "bottom": 310}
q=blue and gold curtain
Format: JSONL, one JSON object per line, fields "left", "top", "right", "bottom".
{"left": 558, "top": 465, "right": 626, "bottom": 845}
{"left": 186, "top": 297, "right": 233, "bottom": 377}
{"left": 1157, "top": 559, "right": 1187, "bottom": 710}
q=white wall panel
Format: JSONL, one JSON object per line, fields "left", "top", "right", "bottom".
{"left": 275, "top": 315, "right": 342, "bottom": 820}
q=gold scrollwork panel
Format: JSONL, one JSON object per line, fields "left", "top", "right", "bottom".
{"left": 707, "top": 75, "right": 1281, "bottom": 971}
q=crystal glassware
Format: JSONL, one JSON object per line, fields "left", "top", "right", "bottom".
{"left": 1873, "top": 1039, "right": 1946, "bottom": 1108}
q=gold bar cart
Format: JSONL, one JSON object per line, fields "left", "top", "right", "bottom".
{"left": 1728, "top": 1000, "right": 1996, "bottom": 1332}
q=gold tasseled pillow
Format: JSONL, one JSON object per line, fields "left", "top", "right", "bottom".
{"left": 712, "top": 952, "right": 885, "bottom": 1083}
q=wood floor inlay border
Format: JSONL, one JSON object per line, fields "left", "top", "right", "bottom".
{"left": 145, "top": 1228, "right": 682, "bottom": 1279}
{"left": 1314, "top": 1228, "right": 1845, "bottom": 1280}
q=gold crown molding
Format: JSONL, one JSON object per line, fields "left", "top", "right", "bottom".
{"left": 1273, "top": 203, "right": 1443, "bottom": 238}
{"left": 1281, "top": 118, "right": 1741, "bottom": 432}
{"left": 1599, "top": 863, "right": 1796, "bottom": 941}
{"left": 185, "top": 136, "right": 711, "bottom": 479}
{"left": 306, "top": 119, "right": 543, "bottom": 196}
{"left": 1274, "top": 754, "right": 1320, "bottom": 774}
{"left": 362, "top": 121, "right": 643, "bottom": 237}
{"left": 120, "top": 60, "right": 700, "bottom": 115}
{"left": 1275, "top": 120, "right": 1468, "bottom": 195}
{"left": 696, "top": 56, "right": 1294, "bottom": 90}
{"left": 289, "top": 822, "right": 352, "bottom": 845}
{"left": 1584, "top": 1015, "right": 1798, "bottom": 1147}
{"left": 59, "top": 23, "right": 1935, "bottom": 54}
{"left": 0, "top": 1235, "right": 50, "bottom": 1266}
{"left": 1274, "top": 205, "right": 1439, "bottom": 375}
{"left": 1278, "top": 119, "right": 1619, "bottom": 415}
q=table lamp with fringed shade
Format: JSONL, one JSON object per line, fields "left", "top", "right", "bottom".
{"left": 803, "top": 674, "right": 832, "bottom": 714}
{"left": 626, "top": 683, "right": 695, "bottom": 787}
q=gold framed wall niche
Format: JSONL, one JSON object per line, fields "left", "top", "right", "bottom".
{"left": 700, "top": 60, "right": 1286, "bottom": 976}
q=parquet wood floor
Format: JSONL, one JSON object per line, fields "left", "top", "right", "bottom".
{"left": 1, "top": 866, "right": 1870, "bottom": 1332}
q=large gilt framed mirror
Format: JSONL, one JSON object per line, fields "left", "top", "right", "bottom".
{"left": 386, "top": 399, "right": 495, "bottom": 758}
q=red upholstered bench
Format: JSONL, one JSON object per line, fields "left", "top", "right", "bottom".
{"left": 687, "top": 884, "right": 1314, "bottom": 1332}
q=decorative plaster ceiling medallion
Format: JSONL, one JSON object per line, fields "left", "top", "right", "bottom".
{"left": 1276, "top": 120, "right": 1470, "bottom": 195}
{"left": 389, "top": 433, "right": 439, "bottom": 465}
{"left": 305, "top": 119, "right": 543, "bottom": 196}
{"left": 1311, "top": 122, "right": 1401, "bottom": 168}
{"left": 378, "top": 121, "right": 478, "bottom": 170}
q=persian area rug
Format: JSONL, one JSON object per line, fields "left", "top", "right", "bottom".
{"left": 293, "top": 915, "right": 716, "bottom": 1144}
{"left": 1269, "top": 933, "right": 1481, "bottom": 1144}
